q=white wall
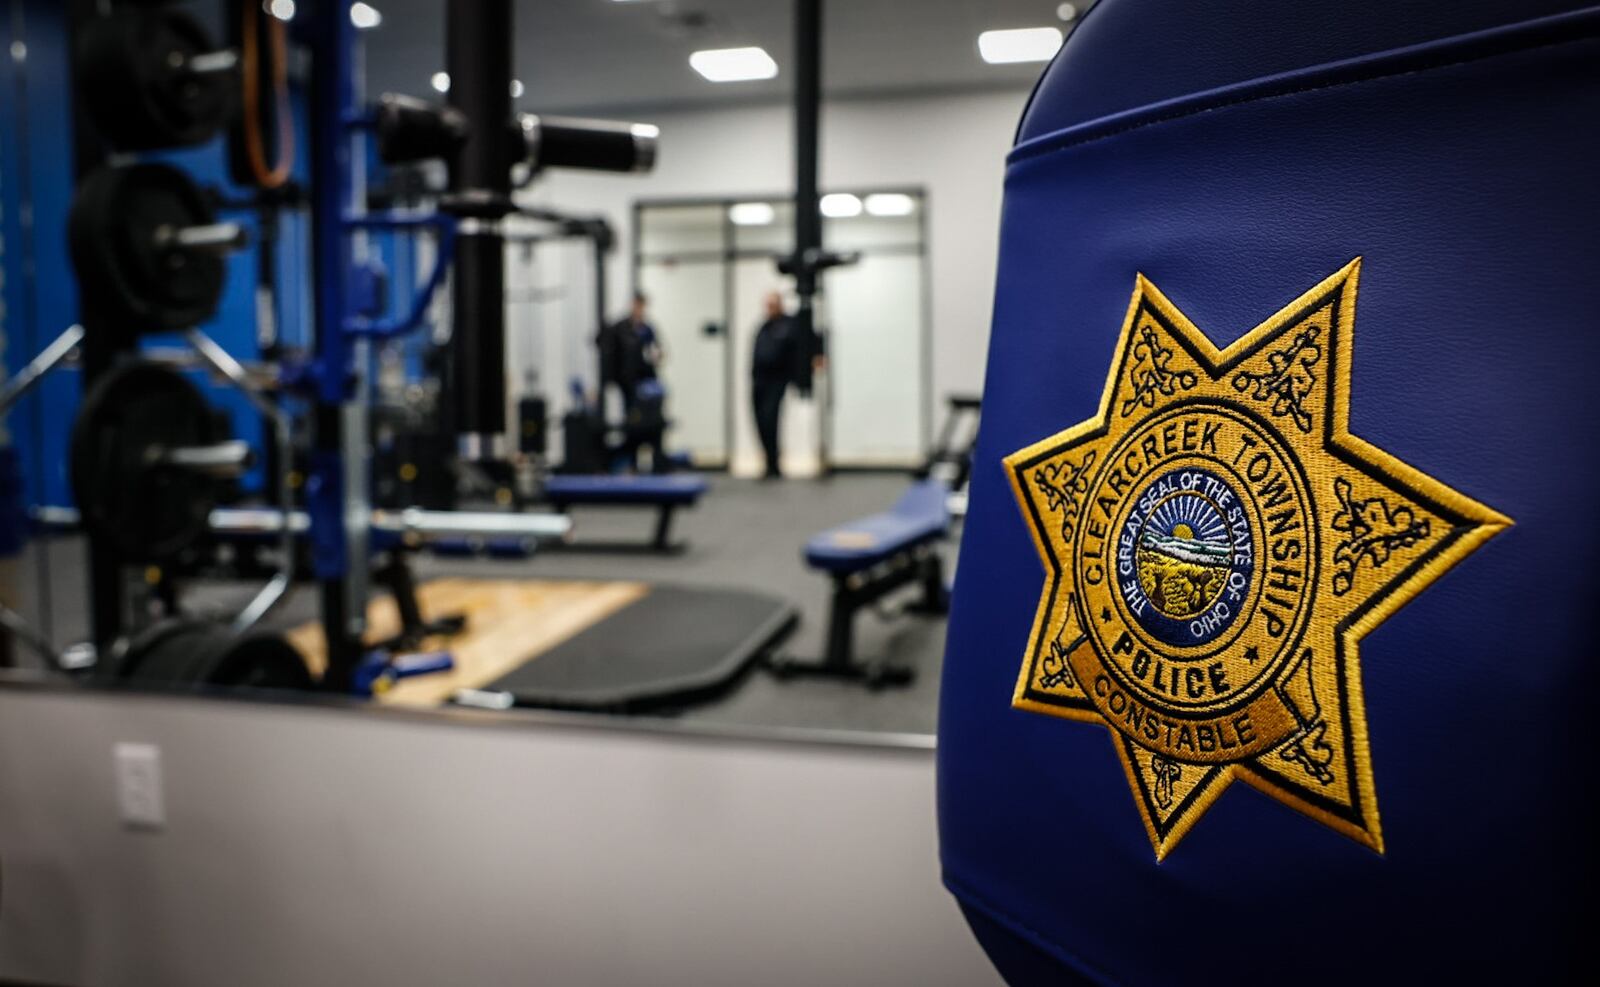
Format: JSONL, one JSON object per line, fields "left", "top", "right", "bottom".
{"left": 0, "top": 687, "right": 1000, "bottom": 987}
{"left": 515, "top": 88, "right": 1027, "bottom": 456}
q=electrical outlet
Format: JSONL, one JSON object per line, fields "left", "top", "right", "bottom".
{"left": 114, "top": 743, "right": 166, "bottom": 830}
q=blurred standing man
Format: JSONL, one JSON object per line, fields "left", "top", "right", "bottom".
{"left": 598, "top": 291, "right": 664, "bottom": 470}
{"left": 750, "top": 290, "right": 817, "bottom": 479}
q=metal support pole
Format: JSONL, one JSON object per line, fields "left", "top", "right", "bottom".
{"left": 594, "top": 235, "right": 609, "bottom": 397}
{"left": 307, "top": 0, "right": 361, "bottom": 689}
{"left": 792, "top": 0, "right": 829, "bottom": 474}
{"left": 185, "top": 328, "right": 296, "bottom": 633}
{"left": 0, "top": 325, "right": 83, "bottom": 415}
{"left": 68, "top": 0, "right": 127, "bottom": 650}
{"left": 793, "top": 0, "right": 822, "bottom": 311}
{"left": 447, "top": 0, "right": 514, "bottom": 461}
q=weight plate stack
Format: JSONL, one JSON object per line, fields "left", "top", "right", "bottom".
{"left": 68, "top": 163, "right": 228, "bottom": 340}
{"left": 69, "top": 361, "right": 225, "bottom": 562}
{"left": 76, "top": 7, "right": 233, "bottom": 151}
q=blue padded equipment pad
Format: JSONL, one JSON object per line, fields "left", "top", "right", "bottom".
{"left": 543, "top": 474, "right": 707, "bottom": 505}
{"left": 804, "top": 479, "right": 950, "bottom": 573}
{"left": 938, "top": 2, "right": 1597, "bottom": 983}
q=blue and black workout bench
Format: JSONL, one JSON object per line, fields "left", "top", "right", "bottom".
{"left": 774, "top": 478, "right": 952, "bottom": 686}
{"left": 543, "top": 474, "right": 710, "bottom": 552}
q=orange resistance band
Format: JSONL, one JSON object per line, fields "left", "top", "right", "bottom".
{"left": 242, "top": 2, "right": 294, "bottom": 189}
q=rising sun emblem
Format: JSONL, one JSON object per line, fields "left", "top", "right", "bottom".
{"left": 1006, "top": 259, "right": 1510, "bottom": 858}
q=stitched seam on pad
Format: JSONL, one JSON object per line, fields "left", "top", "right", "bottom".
{"left": 943, "top": 868, "right": 1127, "bottom": 987}
{"left": 1008, "top": 22, "right": 1600, "bottom": 165}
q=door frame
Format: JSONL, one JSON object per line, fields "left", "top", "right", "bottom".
{"left": 631, "top": 187, "right": 932, "bottom": 473}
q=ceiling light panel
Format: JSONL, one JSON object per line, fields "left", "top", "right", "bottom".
{"left": 690, "top": 47, "right": 779, "bottom": 83}
{"left": 978, "top": 27, "right": 1063, "bottom": 65}
{"left": 729, "top": 202, "right": 776, "bottom": 226}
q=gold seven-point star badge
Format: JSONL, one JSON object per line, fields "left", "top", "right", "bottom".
{"left": 1005, "top": 259, "right": 1509, "bottom": 859}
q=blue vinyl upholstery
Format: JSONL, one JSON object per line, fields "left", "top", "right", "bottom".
{"left": 938, "top": 2, "right": 1596, "bottom": 982}
{"left": 543, "top": 474, "right": 708, "bottom": 506}
{"left": 804, "top": 479, "right": 950, "bottom": 573}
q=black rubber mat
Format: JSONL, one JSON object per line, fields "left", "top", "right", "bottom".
{"left": 466, "top": 585, "right": 797, "bottom": 713}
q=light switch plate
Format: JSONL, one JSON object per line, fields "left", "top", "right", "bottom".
{"left": 114, "top": 742, "right": 165, "bottom": 830}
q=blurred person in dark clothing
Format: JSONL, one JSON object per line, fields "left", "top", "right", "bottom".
{"left": 749, "top": 290, "right": 820, "bottom": 479}
{"left": 597, "top": 291, "right": 665, "bottom": 470}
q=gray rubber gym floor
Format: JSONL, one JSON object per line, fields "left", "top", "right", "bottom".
{"left": 10, "top": 473, "right": 951, "bottom": 737}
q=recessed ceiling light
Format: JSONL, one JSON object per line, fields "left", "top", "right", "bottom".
{"left": 820, "top": 193, "right": 862, "bottom": 218}
{"left": 266, "top": 0, "right": 295, "bottom": 22}
{"left": 690, "top": 47, "right": 778, "bottom": 83}
{"left": 430, "top": 71, "right": 450, "bottom": 93}
{"left": 864, "top": 193, "right": 916, "bottom": 217}
{"left": 729, "top": 202, "right": 775, "bottom": 226}
{"left": 1056, "top": 3, "right": 1079, "bottom": 22}
{"left": 350, "top": 2, "right": 381, "bottom": 29}
{"left": 978, "top": 27, "right": 1064, "bottom": 64}
{"left": 510, "top": 79, "right": 525, "bottom": 98}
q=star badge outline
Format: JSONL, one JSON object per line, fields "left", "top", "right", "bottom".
{"left": 1003, "top": 258, "right": 1511, "bottom": 859}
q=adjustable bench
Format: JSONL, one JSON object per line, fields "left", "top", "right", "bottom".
{"left": 778, "top": 479, "right": 952, "bottom": 686}
{"left": 542, "top": 474, "right": 709, "bottom": 552}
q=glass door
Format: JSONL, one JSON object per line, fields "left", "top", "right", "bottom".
{"left": 635, "top": 204, "right": 730, "bottom": 464}
{"left": 635, "top": 189, "right": 929, "bottom": 473}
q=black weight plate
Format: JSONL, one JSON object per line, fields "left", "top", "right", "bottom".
{"left": 206, "top": 632, "right": 315, "bottom": 691}
{"left": 115, "top": 619, "right": 218, "bottom": 685}
{"left": 70, "top": 361, "right": 223, "bottom": 561}
{"left": 65, "top": 167, "right": 125, "bottom": 339}
{"left": 69, "top": 163, "right": 226, "bottom": 337}
{"left": 117, "top": 619, "right": 315, "bottom": 692}
{"left": 76, "top": 8, "right": 231, "bottom": 150}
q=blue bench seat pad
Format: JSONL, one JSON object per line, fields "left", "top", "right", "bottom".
{"left": 804, "top": 479, "right": 950, "bottom": 573}
{"left": 544, "top": 474, "right": 708, "bottom": 506}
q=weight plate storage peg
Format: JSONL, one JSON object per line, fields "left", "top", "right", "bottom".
{"left": 69, "top": 163, "right": 236, "bottom": 340}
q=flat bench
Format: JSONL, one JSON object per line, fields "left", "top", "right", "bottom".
{"left": 543, "top": 474, "right": 710, "bottom": 552}
{"left": 780, "top": 479, "right": 952, "bottom": 685}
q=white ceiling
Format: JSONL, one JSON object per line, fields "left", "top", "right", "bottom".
{"left": 362, "top": 0, "right": 1086, "bottom": 117}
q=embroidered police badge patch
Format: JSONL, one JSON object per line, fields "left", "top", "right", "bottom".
{"left": 1004, "top": 259, "right": 1509, "bottom": 859}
